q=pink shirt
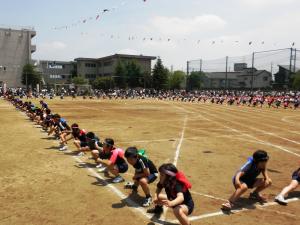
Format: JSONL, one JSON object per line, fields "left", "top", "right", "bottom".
{"left": 109, "top": 148, "right": 125, "bottom": 164}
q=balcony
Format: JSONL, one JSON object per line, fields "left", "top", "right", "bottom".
{"left": 31, "top": 45, "right": 36, "bottom": 53}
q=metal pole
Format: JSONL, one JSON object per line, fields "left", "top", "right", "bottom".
{"left": 225, "top": 56, "right": 228, "bottom": 89}
{"left": 200, "top": 59, "right": 202, "bottom": 73}
{"left": 186, "top": 61, "right": 189, "bottom": 91}
{"left": 293, "top": 48, "right": 297, "bottom": 74}
{"left": 289, "top": 48, "right": 293, "bottom": 87}
{"left": 26, "top": 71, "right": 28, "bottom": 90}
{"left": 251, "top": 52, "right": 255, "bottom": 90}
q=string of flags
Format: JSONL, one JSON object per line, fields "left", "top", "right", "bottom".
{"left": 52, "top": 0, "right": 296, "bottom": 47}
{"left": 77, "top": 32, "right": 296, "bottom": 47}
{"left": 52, "top": 1, "right": 147, "bottom": 31}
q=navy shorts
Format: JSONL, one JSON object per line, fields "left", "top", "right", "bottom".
{"left": 292, "top": 170, "right": 300, "bottom": 183}
{"left": 116, "top": 163, "right": 128, "bottom": 173}
{"left": 136, "top": 173, "right": 158, "bottom": 184}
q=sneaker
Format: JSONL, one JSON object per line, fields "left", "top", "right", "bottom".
{"left": 59, "top": 145, "right": 68, "bottom": 151}
{"left": 275, "top": 195, "right": 288, "bottom": 205}
{"left": 97, "top": 166, "right": 108, "bottom": 172}
{"left": 112, "top": 176, "right": 125, "bottom": 183}
{"left": 77, "top": 152, "right": 85, "bottom": 157}
{"left": 95, "top": 164, "right": 104, "bottom": 168}
{"left": 124, "top": 182, "right": 135, "bottom": 189}
{"left": 142, "top": 197, "right": 152, "bottom": 207}
{"left": 147, "top": 206, "right": 163, "bottom": 215}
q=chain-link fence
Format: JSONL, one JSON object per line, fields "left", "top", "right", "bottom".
{"left": 187, "top": 48, "right": 298, "bottom": 90}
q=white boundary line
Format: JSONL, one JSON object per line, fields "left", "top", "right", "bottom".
{"left": 190, "top": 191, "right": 227, "bottom": 202}
{"left": 172, "top": 197, "right": 300, "bottom": 223}
{"left": 72, "top": 156, "right": 174, "bottom": 225}
{"left": 173, "top": 115, "right": 187, "bottom": 166}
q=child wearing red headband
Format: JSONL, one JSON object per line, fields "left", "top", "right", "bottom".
{"left": 147, "top": 163, "right": 194, "bottom": 225}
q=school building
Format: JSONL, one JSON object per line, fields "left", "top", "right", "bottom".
{"left": 0, "top": 26, "right": 36, "bottom": 87}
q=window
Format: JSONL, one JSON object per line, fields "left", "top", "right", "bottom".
{"left": 49, "top": 74, "right": 63, "bottom": 79}
{"left": 85, "top": 63, "right": 96, "bottom": 68}
{"left": 263, "top": 76, "right": 268, "bottom": 81}
{"left": 48, "top": 64, "right": 63, "bottom": 69}
{"left": 103, "top": 61, "right": 113, "bottom": 67}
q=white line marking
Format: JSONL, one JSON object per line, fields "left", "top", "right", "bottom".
{"left": 190, "top": 191, "right": 227, "bottom": 201}
{"left": 173, "top": 116, "right": 188, "bottom": 166}
{"left": 73, "top": 157, "right": 154, "bottom": 220}
{"left": 171, "top": 197, "right": 300, "bottom": 223}
{"left": 192, "top": 107, "right": 300, "bottom": 158}
{"left": 282, "top": 115, "right": 300, "bottom": 124}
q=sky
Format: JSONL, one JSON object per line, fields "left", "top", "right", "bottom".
{"left": 0, "top": 0, "right": 299, "bottom": 71}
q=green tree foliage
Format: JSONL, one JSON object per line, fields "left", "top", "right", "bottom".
{"left": 152, "top": 58, "right": 169, "bottom": 90}
{"left": 93, "top": 76, "right": 115, "bottom": 90}
{"left": 21, "top": 64, "right": 41, "bottom": 88}
{"left": 126, "top": 61, "right": 143, "bottom": 88}
{"left": 187, "top": 71, "right": 207, "bottom": 90}
{"left": 169, "top": 70, "right": 186, "bottom": 89}
{"left": 72, "top": 76, "right": 88, "bottom": 85}
{"left": 293, "top": 71, "right": 300, "bottom": 90}
{"left": 114, "top": 61, "right": 127, "bottom": 88}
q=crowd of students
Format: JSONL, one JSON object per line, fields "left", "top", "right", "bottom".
{"left": 3, "top": 93, "right": 300, "bottom": 225}
{"left": 2, "top": 87, "right": 300, "bottom": 110}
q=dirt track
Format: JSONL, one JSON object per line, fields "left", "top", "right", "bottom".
{"left": 0, "top": 98, "right": 300, "bottom": 225}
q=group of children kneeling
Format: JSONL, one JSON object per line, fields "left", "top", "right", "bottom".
{"left": 7, "top": 95, "right": 300, "bottom": 225}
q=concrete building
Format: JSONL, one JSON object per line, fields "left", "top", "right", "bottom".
{"left": 37, "top": 60, "right": 76, "bottom": 86}
{"left": 204, "top": 63, "right": 272, "bottom": 89}
{"left": 75, "top": 54, "right": 156, "bottom": 82}
{"left": 274, "top": 65, "right": 300, "bottom": 89}
{"left": 0, "top": 26, "right": 36, "bottom": 87}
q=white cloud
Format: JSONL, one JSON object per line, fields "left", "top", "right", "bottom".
{"left": 39, "top": 41, "right": 67, "bottom": 50}
{"left": 149, "top": 14, "right": 226, "bottom": 36}
{"left": 240, "top": 0, "right": 296, "bottom": 7}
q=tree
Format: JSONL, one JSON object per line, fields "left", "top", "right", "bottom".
{"left": 114, "top": 61, "right": 127, "bottom": 88}
{"left": 187, "top": 71, "right": 207, "bottom": 90}
{"left": 169, "top": 70, "right": 186, "bottom": 90}
{"left": 93, "top": 76, "right": 115, "bottom": 90}
{"left": 21, "top": 64, "right": 41, "bottom": 88}
{"left": 152, "top": 58, "right": 169, "bottom": 90}
{"left": 126, "top": 61, "right": 143, "bottom": 88}
{"left": 293, "top": 71, "right": 300, "bottom": 90}
{"left": 72, "top": 76, "right": 88, "bottom": 85}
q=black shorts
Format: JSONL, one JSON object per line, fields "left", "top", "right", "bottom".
{"left": 80, "top": 142, "right": 88, "bottom": 147}
{"left": 116, "top": 163, "right": 128, "bottom": 173}
{"left": 292, "top": 170, "right": 300, "bottom": 183}
{"left": 174, "top": 200, "right": 194, "bottom": 215}
{"left": 234, "top": 176, "right": 257, "bottom": 189}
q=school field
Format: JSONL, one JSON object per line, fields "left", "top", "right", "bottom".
{"left": 0, "top": 97, "right": 300, "bottom": 225}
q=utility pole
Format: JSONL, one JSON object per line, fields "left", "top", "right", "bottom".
{"left": 200, "top": 59, "right": 203, "bottom": 73}
{"left": 289, "top": 48, "right": 293, "bottom": 87}
{"left": 186, "top": 61, "right": 190, "bottom": 91}
{"left": 251, "top": 52, "right": 255, "bottom": 90}
{"left": 293, "top": 48, "right": 297, "bottom": 74}
{"left": 225, "top": 56, "right": 228, "bottom": 89}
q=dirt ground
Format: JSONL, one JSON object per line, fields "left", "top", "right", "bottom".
{"left": 0, "top": 97, "right": 300, "bottom": 225}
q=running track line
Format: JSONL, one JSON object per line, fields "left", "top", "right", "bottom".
{"left": 174, "top": 197, "right": 300, "bottom": 223}
{"left": 73, "top": 156, "right": 175, "bottom": 225}
{"left": 182, "top": 105, "right": 300, "bottom": 157}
